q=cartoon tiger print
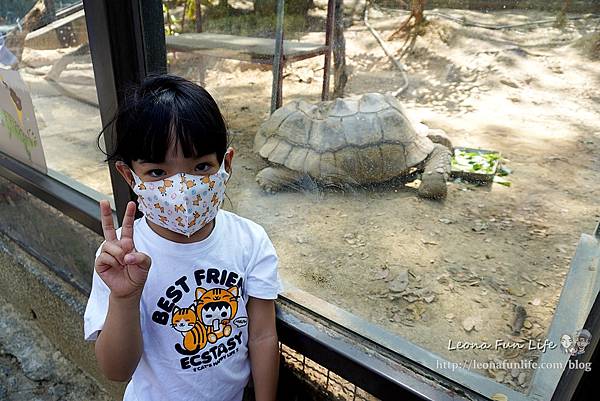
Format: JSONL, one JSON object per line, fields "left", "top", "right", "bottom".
{"left": 171, "top": 306, "right": 208, "bottom": 353}
{"left": 195, "top": 286, "right": 239, "bottom": 344}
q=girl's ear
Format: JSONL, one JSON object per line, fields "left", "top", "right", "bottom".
{"left": 115, "top": 161, "right": 135, "bottom": 188}
{"left": 224, "top": 147, "right": 234, "bottom": 176}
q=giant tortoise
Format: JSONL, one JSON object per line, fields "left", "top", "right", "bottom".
{"left": 254, "top": 93, "right": 452, "bottom": 198}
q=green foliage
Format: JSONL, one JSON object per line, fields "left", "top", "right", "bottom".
{"left": 163, "top": 0, "right": 198, "bottom": 36}
{"left": 162, "top": 0, "right": 308, "bottom": 39}
{"left": 451, "top": 149, "right": 501, "bottom": 175}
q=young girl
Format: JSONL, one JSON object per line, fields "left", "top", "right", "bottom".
{"left": 84, "top": 75, "right": 282, "bottom": 401}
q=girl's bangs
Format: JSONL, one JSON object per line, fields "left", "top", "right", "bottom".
{"left": 114, "top": 85, "right": 227, "bottom": 164}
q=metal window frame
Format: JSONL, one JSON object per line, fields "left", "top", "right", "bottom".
{"left": 82, "top": 0, "right": 166, "bottom": 225}
{"left": 0, "top": 0, "right": 597, "bottom": 400}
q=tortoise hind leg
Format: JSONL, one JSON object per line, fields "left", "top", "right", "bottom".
{"left": 418, "top": 143, "right": 451, "bottom": 199}
{"left": 256, "top": 166, "right": 306, "bottom": 193}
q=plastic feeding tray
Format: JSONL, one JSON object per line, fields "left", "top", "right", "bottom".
{"left": 451, "top": 147, "right": 501, "bottom": 184}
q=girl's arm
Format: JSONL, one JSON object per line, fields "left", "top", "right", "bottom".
{"left": 95, "top": 293, "right": 144, "bottom": 381}
{"left": 94, "top": 201, "right": 151, "bottom": 381}
{"left": 247, "top": 297, "right": 279, "bottom": 401}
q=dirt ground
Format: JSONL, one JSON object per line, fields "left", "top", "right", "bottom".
{"left": 15, "top": 3, "right": 600, "bottom": 394}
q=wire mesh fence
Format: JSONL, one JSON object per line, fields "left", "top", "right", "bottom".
{"left": 279, "top": 342, "right": 380, "bottom": 401}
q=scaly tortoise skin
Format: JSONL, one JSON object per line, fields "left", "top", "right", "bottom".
{"left": 253, "top": 93, "right": 452, "bottom": 198}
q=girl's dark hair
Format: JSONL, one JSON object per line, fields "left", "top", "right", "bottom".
{"left": 99, "top": 74, "right": 228, "bottom": 166}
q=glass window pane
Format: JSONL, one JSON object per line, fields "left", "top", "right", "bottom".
{"left": 0, "top": 174, "right": 103, "bottom": 293}
{"left": 152, "top": 1, "right": 600, "bottom": 399}
{"left": 1, "top": 1, "right": 112, "bottom": 200}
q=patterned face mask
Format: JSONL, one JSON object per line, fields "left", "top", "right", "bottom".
{"left": 129, "top": 156, "right": 229, "bottom": 237}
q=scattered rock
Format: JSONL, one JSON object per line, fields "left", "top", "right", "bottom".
{"left": 472, "top": 220, "right": 488, "bottom": 232}
{"left": 388, "top": 269, "right": 409, "bottom": 292}
{"left": 462, "top": 316, "right": 481, "bottom": 332}
{"left": 507, "top": 287, "right": 526, "bottom": 297}
{"left": 423, "top": 295, "right": 436, "bottom": 303}
{"left": 511, "top": 305, "right": 527, "bottom": 335}
{"left": 403, "top": 293, "right": 421, "bottom": 303}
{"left": 500, "top": 78, "right": 519, "bottom": 88}
{"left": 372, "top": 266, "right": 391, "bottom": 281}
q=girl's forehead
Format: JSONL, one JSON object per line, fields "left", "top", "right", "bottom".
{"left": 163, "top": 141, "right": 216, "bottom": 162}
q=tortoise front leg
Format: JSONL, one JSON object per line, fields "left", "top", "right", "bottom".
{"left": 256, "top": 166, "right": 307, "bottom": 193}
{"left": 418, "top": 143, "right": 451, "bottom": 199}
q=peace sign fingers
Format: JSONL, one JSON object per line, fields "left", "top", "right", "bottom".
{"left": 100, "top": 200, "right": 117, "bottom": 242}
{"left": 120, "top": 201, "right": 137, "bottom": 241}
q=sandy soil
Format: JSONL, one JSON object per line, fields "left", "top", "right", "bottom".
{"left": 15, "top": 3, "right": 600, "bottom": 394}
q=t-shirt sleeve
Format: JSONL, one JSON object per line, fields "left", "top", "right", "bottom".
{"left": 83, "top": 242, "right": 111, "bottom": 341}
{"left": 245, "top": 228, "right": 283, "bottom": 300}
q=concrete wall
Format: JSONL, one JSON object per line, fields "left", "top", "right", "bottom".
{"left": 376, "top": 0, "right": 600, "bottom": 12}
{"left": 0, "top": 230, "right": 125, "bottom": 400}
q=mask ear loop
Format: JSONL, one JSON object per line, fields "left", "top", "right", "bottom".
{"left": 222, "top": 150, "right": 232, "bottom": 182}
{"left": 127, "top": 167, "right": 140, "bottom": 189}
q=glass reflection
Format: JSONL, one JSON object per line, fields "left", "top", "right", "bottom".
{"left": 1, "top": 1, "right": 111, "bottom": 197}
{"left": 166, "top": 0, "right": 600, "bottom": 397}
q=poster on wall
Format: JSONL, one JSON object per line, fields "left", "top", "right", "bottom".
{"left": 0, "top": 68, "right": 47, "bottom": 173}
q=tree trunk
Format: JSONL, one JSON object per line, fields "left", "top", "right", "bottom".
{"left": 411, "top": 0, "right": 425, "bottom": 26}
{"left": 388, "top": 0, "right": 427, "bottom": 40}
{"left": 4, "top": 0, "right": 54, "bottom": 63}
{"left": 195, "top": 0, "right": 203, "bottom": 32}
{"left": 555, "top": 0, "right": 571, "bottom": 27}
{"left": 333, "top": 0, "right": 347, "bottom": 98}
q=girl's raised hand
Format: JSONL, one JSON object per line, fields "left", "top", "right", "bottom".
{"left": 95, "top": 200, "right": 152, "bottom": 299}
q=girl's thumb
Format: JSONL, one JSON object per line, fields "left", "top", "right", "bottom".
{"left": 124, "top": 252, "right": 152, "bottom": 270}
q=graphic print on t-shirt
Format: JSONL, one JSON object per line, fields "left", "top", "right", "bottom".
{"left": 150, "top": 267, "right": 248, "bottom": 372}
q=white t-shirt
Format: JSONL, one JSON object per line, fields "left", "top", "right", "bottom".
{"left": 84, "top": 209, "right": 282, "bottom": 401}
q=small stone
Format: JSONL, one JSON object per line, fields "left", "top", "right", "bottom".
{"left": 531, "top": 298, "right": 541, "bottom": 306}
{"left": 500, "top": 78, "right": 519, "bottom": 88}
{"left": 462, "top": 316, "right": 477, "bottom": 332}
{"left": 388, "top": 269, "right": 409, "bottom": 292}
{"left": 373, "top": 267, "right": 390, "bottom": 281}
{"left": 403, "top": 293, "right": 420, "bottom": 303}
{"left": 496, "top": 371, "right": 506, "bottom": 382}
{"left": 424, "top": 295, "right": 436, "bottom": 303}
{"left": 518, "top": 372, "right": 527, "bottom": 385}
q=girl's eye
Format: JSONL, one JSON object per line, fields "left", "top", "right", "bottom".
{"left": 148, "top": 169, "right": 165, "bottom": 178}
{"left": 195, "top": 163, "right": 211, "bottom": 173}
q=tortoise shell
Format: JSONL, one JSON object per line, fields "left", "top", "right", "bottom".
{"left": 254, "top": 93, "right": 434, "bottom": 184}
